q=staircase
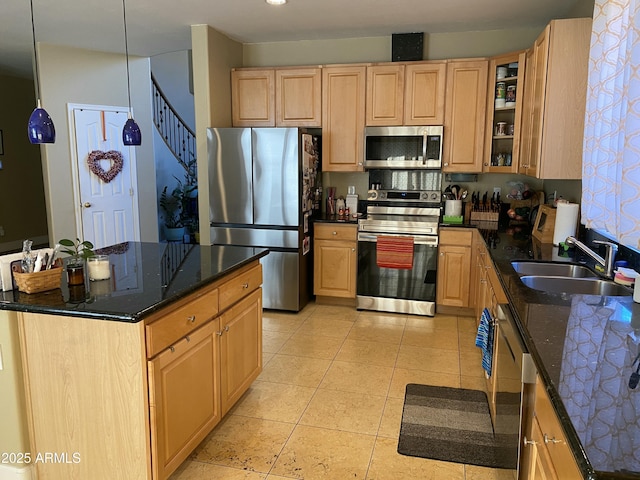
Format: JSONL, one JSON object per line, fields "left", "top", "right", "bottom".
{"left": 151, "top": 74, "right": 197, "bottom": 184}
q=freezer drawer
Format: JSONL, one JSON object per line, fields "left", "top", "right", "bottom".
{"left": 260, "top": 250, "right": 309, "bottom": 311}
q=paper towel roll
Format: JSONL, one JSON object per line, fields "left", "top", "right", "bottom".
{"left": 552, "top": 203, "right": 580, "bottom": 245}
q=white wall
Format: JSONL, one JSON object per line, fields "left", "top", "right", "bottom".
{"left": 37, "top": 43, "right": 158, "bottom": 245}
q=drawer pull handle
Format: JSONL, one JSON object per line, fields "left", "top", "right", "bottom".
{"left": 224, "top": 325, "right": 230, "bottom": 332}
{"left": 242, "top": 282, "right": 249, "bottom": 289}
{"left": 332, "top": 231, "right": 337, "bottom": 235}
{"left": 216, "top": 331, "right": 223, "bottom": 336}
{"left": 544, "top": 434, "right": 561, "bottom": 445}
{"left": 170, "top": 346, "right": 175, "bottom": 353}
{"left": 523, "top": 436, "right": 538, "bottom": 446}
{"left": 188, "top": 315, "right": 196, "bottom": 323}
{"left": 185, "top": 335, "right": 191, "bottom": 342}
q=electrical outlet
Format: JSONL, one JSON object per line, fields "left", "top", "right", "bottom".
{"left": 493, "top": 187, "right": 501, "bottom": 196}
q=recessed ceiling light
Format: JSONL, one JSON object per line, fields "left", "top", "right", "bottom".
{"left": 266, "top": 0, "right": 287, "bottom": 5}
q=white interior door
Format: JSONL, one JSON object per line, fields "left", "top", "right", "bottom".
{"left": 71, "top": 106, "right": 140, "bottom": 249}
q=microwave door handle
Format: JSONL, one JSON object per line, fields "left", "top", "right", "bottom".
{"left": 422, "top": 130, "right": 428, "bottom": 165}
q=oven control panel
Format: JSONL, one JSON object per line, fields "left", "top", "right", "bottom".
{"left": 367, "top": 189, "right": 440, "bottom": 202}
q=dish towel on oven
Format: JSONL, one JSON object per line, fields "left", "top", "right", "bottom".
{"left": 376, "top": 235, "right": 414, "bottom": 269}
{"left": 475, "top": 308, "right": 494, "bottom": 377}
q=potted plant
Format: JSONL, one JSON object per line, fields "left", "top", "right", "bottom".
{"left": 160, "top": 184, "right": 186, "bottom": 241}
{"left": 59, "top": 238, "right": 95, "bottom": 285}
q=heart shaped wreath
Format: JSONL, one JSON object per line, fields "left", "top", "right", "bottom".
{"left": 87, "top": 150, "right": 124, "bottom": 183}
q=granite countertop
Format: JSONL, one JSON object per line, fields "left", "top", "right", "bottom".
{"left": 462, "top": 223, "right": 640, "bottom": 479}
{"left": 0, "top": 242, "right": 269, "bottom": 323}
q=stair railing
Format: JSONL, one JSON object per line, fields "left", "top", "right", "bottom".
{"left": 151, "top": 74, "right": 197, "bottom": 184}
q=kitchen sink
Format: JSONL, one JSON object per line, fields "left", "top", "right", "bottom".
{"left": 519, "top": 276, "right": 632, "bottom": 296}
{"left": 511, "top": 261, "right": 598, "bottom": 278}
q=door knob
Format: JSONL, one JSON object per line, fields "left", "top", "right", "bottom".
{"left": 83, "top": 202, "right": 92, "bottom": 208}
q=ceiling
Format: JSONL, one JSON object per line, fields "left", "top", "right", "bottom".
{"left": 2, "top": 0, "right": 587, "bottom": 79}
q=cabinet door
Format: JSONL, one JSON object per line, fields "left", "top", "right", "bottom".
{"left": 314, "top": 238, "right": 357, "bottom": 298}
{"left": 366, "top": 64, "right": 404, "bottom": 126}
{"left": 404, "top": 62, "right": 446, "bottom": 125}
{"left": 219, "top": 288, "right": 263, "bottom": 415}
{"left": 519, "top": 46, "right": 537, "bottom": 176}
{"left": 526, "top": 419, "right": 559, "bottom": 480}
{"left": 522, "top": 27, "right": 549, "bottom": 177}
{"left": 436, "top": 244, "right": 472, "bottom": 307}
{"left": 443, "top": 60, "right": 488, "bottom": 172}
{"left": 148, "top": 319, "right": 221, "bottom": 480}
{"left": 322, "top": 65, "right": 366, "bottom": 171}
{"left": 276, "top": 67, "right": 322, "bottom": 126}
{"left": 483, "top": 51, "right": 526, "bottom": 173}
{"left": 231, "top": 69, "right": 275, "bottom": 127}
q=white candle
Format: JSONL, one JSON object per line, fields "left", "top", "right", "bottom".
{"left": 87, "top": 255, "right": 111, "bottom": 281}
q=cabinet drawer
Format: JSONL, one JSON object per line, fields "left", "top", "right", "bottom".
{"left": 219, "top": 263, "right": 263, "bottom": 312}
{"left": 314, "top": 223, "right": 357, "bottom": 241}
{"left": 146, "top": 287, "right": 219, "bottom": 358}
{"left": 439, "top": 228, "right": 473, "bottom": 246}
{"left": 534, "top": 379, "right": 582, "bottom": 479}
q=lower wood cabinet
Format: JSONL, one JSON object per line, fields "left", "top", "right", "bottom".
{"left": 219, "top": 288, "right": 263, "bottom": 415}
{"left": 436, "top": 228, "right": 472, "bottom": 308}
{"left": 18, "top": 260, "right": 263, "bottom": 480}
{"left": 313, "top": 223, "right": 357, "bottom": 300}
{"left": 522, "top": 378, "right": 582, "bottom": 480}
{"left": 148, "top": 319, "right": 221, "bottom": 480}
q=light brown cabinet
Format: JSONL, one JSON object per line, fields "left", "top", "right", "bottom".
{"left": 322, "top": 65, "right": 366, "bottom": 171}
{"left": 219, "top": 288, "right": 262, "bottom": 415}
{"left": 436, "top": 228, "right": 472, "bottom": 308}
{"left": 404, "top": 62, "right": 447, "bottom": 125}
{"left": 231, "top": 69, "right": 275, "bottom": 127}
{"left": 443, "top": 59, "right": 489, "bottom": 172}
{"left": 148, "top": 318, "right": 221, "bottom": 480}
{"left": 231, "top": 67, "right": 322, "bottom": 127}
{"left": 18, "top": 260, "right": 263, "bottom": 480}
{"left": 519, "top": 18, "right": 591, "bottom": 179}
{"left": 366, "top": 64, "right": 405, "bottom": 126}
{"left": 521, "top": 377, "right": 583, "bottom": 480}
{"left": 313, "top": 223, "right": 357, "bottom": 299}
{"left": 483, "top": 51, "right": 526, "bottom": 173}
{"left": 365, "top": 61, "right": 446, "bottom": 126}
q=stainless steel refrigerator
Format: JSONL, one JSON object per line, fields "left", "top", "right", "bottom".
{"left": 207, "top": 127, "right": 321, "bottom": 311}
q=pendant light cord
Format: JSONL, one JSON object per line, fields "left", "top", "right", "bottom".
{"left": 29, "top": 0, "right": 42, "bottom": 101}
{"left": 122, "top": 0, "right": 133, "bottom": 114}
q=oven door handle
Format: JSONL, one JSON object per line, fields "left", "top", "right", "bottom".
{"left": 358, "top": 233, "right": 438, "bottom": 246}
{"left": 422, "top": 129, "right": 428, "bottom": 166}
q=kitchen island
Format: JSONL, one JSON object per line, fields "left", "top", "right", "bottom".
{"left": 462, "top": 225, "right": 640, "bottom": 479}
{"left": 0, "top": 242, "right": 268, "bottom": 480}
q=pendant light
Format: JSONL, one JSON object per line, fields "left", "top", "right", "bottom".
{"left": 27, "top": 0, "right": 55, "bottom": 144}
{"left": 121, "top": 0, "right": 141, "bottom": 146}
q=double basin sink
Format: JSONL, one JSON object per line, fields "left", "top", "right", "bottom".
{"left": 511, "top": 261, "right": 632, "bottom": 296}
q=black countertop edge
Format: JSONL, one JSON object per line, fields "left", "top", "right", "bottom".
{"left": 313, "top": 213, "right": 360, "bottom": 224}
{"left": 0, "top": 245, "right": 269, "bottom": 323}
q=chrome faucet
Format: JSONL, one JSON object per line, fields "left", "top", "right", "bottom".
{"left": 565, "top": 236, "right": 618, "bottom": 279}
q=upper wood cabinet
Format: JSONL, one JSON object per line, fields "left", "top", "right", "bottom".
{"left": 519, "top": 18, "right": 591, "bottom": 179}
{"left": 322, "top": 65, "right": 366, "bottom": 171}
{"left": 231, "top": 69, "right": 275, "bottom": 127}
{"left": 443, "top": 59, "right": 489, "bottom": 172}
{"left": 483, "top": 51, "right": 527, "bottom": 173}
{"left": 366, "top": 64, "right": 405, "bottom": 125}
{"left": 404, "top": 62, "right": 447, "bottom": 125}
{"left": 231, "top": 67, "right": 322, "bottom": 127}
{"left": 276, "top": 67, "right": 322, "bottom": 126}
{"left": 365, "top": 61, "right": 446, "bottom": 126}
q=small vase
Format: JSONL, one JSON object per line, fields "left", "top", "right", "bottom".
{"left": 66, "top": 259, "right": 85, "bottom": 286}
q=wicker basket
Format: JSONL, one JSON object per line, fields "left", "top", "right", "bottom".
{"left": 13, "top": 266, "right": 63, "bottom": 294}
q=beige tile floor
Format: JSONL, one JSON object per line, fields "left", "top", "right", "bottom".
{"left": 170, "top": 303, "right": 517, "bottom": 480}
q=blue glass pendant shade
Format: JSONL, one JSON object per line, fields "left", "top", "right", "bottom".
{"left": 27, "top": 100, "right": 56, "bottom": 144}
{"left": 122, "top": 117, "right": 141, "bottom": 146}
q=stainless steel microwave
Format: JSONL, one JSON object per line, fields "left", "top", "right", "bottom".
{"left": 364, "top": 125, "right": 443, "bottom": 169}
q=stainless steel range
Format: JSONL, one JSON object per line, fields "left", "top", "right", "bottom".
{"left": 357, "top": 184, "right": 442, "bottom": 316}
